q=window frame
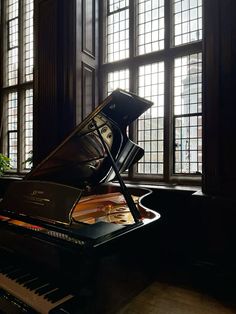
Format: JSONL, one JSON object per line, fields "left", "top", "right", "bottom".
{"left": 99, "top": 0, "right": 203, "bottom": 185}
{"left": 0, "top": 0, "right": 34, "bottom": 174}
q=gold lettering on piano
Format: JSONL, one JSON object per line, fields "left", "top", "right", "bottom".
{"left": 22, "top": 190, "right": 51, "bottom": 207}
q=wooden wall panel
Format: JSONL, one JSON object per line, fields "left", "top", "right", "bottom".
{"left": 34, "top": 0, "right": 99, "bottom": 165}
{"left": 34, "top": 0, "right": 59, "bottom": 164}
{"left": 82, "top": 0, "right": 95, "bottom": 57}
{"left": 82, "top": 63, "right": 95, "bottom": 119}
{"left": 203, "top": 0, "right": 236, "bottom": 196}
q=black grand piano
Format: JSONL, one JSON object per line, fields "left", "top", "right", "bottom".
{"left": 0, "top": 89, "right": 160, "bottom": 313}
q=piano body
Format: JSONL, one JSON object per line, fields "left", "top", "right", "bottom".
{"left": 0, "top": 89, "right": 160, "bottom": 313}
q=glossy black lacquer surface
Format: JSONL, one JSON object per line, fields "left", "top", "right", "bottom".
{"left": 26, "top": 89, "right": 152, "bottom": 188}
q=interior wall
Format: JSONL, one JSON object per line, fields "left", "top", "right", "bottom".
{"left": 33, "top": 0, "right": 98, "bottom": 165}
{"left": 203, "top": 0, "right": 236, "bottom": 197}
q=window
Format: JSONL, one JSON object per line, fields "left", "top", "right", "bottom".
{"left": 100, "top": 0, "right": 202, "bottom": 183}
{"left": 0, "top": 0, "right": 34, "bottom": 171}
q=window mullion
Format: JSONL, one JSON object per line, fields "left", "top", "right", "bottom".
{"left": 164, "top": 57, "right": 173, "bottom": 182}
{"left": 18, "top": 89, "right": 24, "bottom": 171}
{"left": 128, "top": 0, "right": 135, "bottom": 179}
{"left": 129, "top": 0, "right": 135, "bottom": 62}
{"left": 17, "top": 0, "right": 23, "bottom": 171}
{"left": 163, "top": 0, "right": 172, "bottom": 182}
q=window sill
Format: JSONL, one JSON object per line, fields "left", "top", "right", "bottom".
{"left": 123, "top": 180, "right": 201, "bottom": 194}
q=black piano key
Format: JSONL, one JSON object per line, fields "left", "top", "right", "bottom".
{"left": 5, "top": 268, "right": 19, "bottom": 276}
{"left": 16, "top": 273, "right": 30, "bottom": 284}
{"left": 44, "top": 289, "right": 70, "bottom": 303}
{"left": 14, "top": 272, "right": 31, "bottom": 282}
{"left": 23, "top": 278, "right": 40, "bottom": 288}
{"left": 9, "top": 269, "right": 27, "bottom": 280}
{"left": 0, "top": 265, "right": 15, "bottom": 274}
{"left": 6, "top": 269, "right": 24, "bottom": 279}
{"left": 26, "top": 278, "right": 47, "bottom": 291}
{"left": 15, "top": 273, "right": 31, "bottom": 283}
{"left": 35, "top": 284, "right": 57, "bottom": 296}
{"left": 18, "top": 274, "right": 36, "bottom": 285}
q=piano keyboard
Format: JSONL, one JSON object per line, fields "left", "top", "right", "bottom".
{"left": 0, "top": 263, "right": 74, "bottom": 313}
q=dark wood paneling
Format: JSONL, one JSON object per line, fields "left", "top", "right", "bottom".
{"left": 219, "top": 0, "right": 236, "bottom": 194}
{"left": 34, "top": 0, "right": 59, "bottom": 164}
{"left": 82, "top": 63, "right": 95, "bottom": 119}
{"left": 82, "top": 0, "right": 95, "bottom": 58}
{"left": 33, "top": 0, "right": 99, "bottom": 165}
{"left": 203, "top": 0, "right": 236, "bottom": 196}
{"left": 34, "top": 0, "right": 77, "bottom": 165}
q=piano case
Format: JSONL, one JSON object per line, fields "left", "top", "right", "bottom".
{"left": 0, "top": 89, "right": 161, "bottom": 314}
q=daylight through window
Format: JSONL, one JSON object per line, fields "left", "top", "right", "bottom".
{"left": 1, "top": 0, "right": 34, "bottom": 172}
{"left": 101, "top": 0, "right": 202, "bottom": 183}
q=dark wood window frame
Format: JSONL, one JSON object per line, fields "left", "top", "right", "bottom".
{"left": 0, "top": 0, "right": 34, "bottom": 173}
{"left": 99, "top": 0, "right": 203, "bottom": 186}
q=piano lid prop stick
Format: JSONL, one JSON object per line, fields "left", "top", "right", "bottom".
{"left": 92, "top": 118, "right": 141, "bottom": 223}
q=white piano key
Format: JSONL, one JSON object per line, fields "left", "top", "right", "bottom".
{"left": 0, "top": 270, "right": 74, "bottom": 314}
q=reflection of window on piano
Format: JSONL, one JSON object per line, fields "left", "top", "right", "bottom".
{"left": 1, "top": 0, "right": 34, "bottom": 173}
{"left": 100, "top": 0, "right": 203, "bottom": 184}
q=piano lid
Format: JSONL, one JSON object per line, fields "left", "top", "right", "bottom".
{"left": 26, "top": 89, "right": 153, "bottom": 188}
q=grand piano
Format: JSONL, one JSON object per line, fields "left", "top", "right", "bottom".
{"left": 0, "top": 89, "right": 160, "bottom": 313}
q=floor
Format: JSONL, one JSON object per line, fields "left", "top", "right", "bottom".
{"left": 116, "top": 281, "right": 236, "bottom": 314}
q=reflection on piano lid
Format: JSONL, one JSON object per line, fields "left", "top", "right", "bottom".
{"left": 26, "top": 89, "right": 153, "bottom": 187}
{"left": 0, "top": 89, "right": 160, "bottom": 242}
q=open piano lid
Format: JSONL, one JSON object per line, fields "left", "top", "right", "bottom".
{"left": 25, "top": 89, "right": 153, "bottom": 187}
{"left": 0, "top": 89, "right": 154, "bottom": 228}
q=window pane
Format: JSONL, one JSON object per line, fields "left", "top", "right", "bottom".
{"left": 2, "top": 0, "right": 34, "bottom": 173}
{"left": 23, "top": 0, "right": 34, "bottom": 82}
{"left": 8, "top": 18, "right": 18, "bottom": 49}
{"left": 173, "top": 0, "right": 202, "bottom": 46}
{"left": 23, "top": 89, "right": 33, "bottom": 169}
{"left": 108, "top": 0, "right": 129, "bottom": 13}
{"left": 174, "top": 53, "right": 202, "bottom": 174}
{"left": 107, "top": 69, "right": 130, "bottom": 95}
{"left": 174, "top": 53, "right": 202, "bottom": 115}
{"left": 138, "top": 62, "right": 164, "bottom": 175}
{"left": 106, "top": 6, "right": 129, "bottom": 62}
{"left": 137, "top": 0, "right": 165, "bottom": 55}
{"left": 7, "top": 92, "right": 18, "bottom": 169}
{"left": 6, "top": 0, "right": 19, "bottom": 86}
